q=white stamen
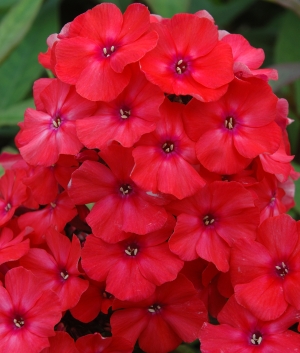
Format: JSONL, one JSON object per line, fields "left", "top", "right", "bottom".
{"left": 224, "top": 120, "right": 228, "bottom": 128}
{"left": 61, "top": 272, "right": 69, "bottom": 280}
{"left": 170, "top": 144, "right": 174, "bottom": 151}
{"left": 103, "top": 48, "right": 107, "bottom": 55}
{"left": 275, "top": 265, "right": 281, "bottom": 270}
{"left": 176, "top": 67, "right": 182, "bottom": 74}
{"left": 257, "top": 337, "right": 262, "bottom": 344}
{"left": 133, "top": 248, "right": 138, "bottom": 256}
{"left": 148, "top": 308, "right": 156, "bottom": 313}
{"left": 282, "top": 262, "right": 286, "bottom": 268}
{"left": 5, "top": 203, "right": 11, "bottom": 212}
{"left": 210, "top": 219, "right": 215, "bottom": 224}
{"left": 50, "top": 202, "right": 56, "bottom": 208}
{"left": 162, "top": 143, "right": 167, "bottom": 149}
{"left": 125, "top": 249, "right": 131, "bottom": 255}
{"left": 53, "top": 120, "right": 58, "bottom": 128}
{"left": 177, "top": 59, "right": 183, "bottom": 65}
{"left": 111, "top": 46, "right": 115, "bottom": 52}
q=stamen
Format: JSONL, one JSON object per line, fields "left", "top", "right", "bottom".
{"left": 52, "top": 118, "right": 61, "bottom": 129}
{"left": 120, "top": 185, "right": 132, "bottom": 195}
{"left": 13, "top": 318, "right": 25, "bottom": 328}
{"left": 148, "top": 304, "right": 161, "bottom": 313}
{"left": 111, "top": 46, "right": 115, "bottom": 52}
{"left": 124, "top": 245, "right": 138, "bottom": 256}
{"left": 50, "top": 202, "right": 56, "bottom": 208}
{"left": 162, "top": 142, "right": 174, "bottom": 153}
{"left": 60, "top": 271, "right": 69, "bottom": 280}
{"left": 203, "top": 215, "right": 215, "bottom": 226}
{"left": 103, "top": 48, "right": 107, "bottom": 55}
{"left": 120, "top": 109, "right": 130, "bottom": 119}
{"left": 176, "top": 67, "right": 182, "bottom": 74}
{"left": 177, "top": 59, "right": 183, "bottom": 65}
{"left": 224, "top": 116, "right": 235, "bottom": 130}
{"left": 275, "top": 262, "right": 289, "bottom": 277}
{"left": 4, "top": 203, "right": 11, "bottom": 212}
{"left": 250, "top": 333, "right": 263, "bottom": 345}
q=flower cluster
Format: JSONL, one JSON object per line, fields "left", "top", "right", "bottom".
{"left": 0, "top": 2, "right": 300, "bottom": 352}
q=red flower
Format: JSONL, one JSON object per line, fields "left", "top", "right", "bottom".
{"left": 111, "top": 274, "right": 207, "bottom": 353}
{"left": 20, "top": 229, "right": 88, "bottom": 311}
{"left": 68, "top": 144, "right": 168, "bottom": 243}
{"left": 140, "top": 13, "right": 234, "bottom": 101}
{"left": 220, "top": 33, "right": 278, "bottom": 81}
{"left": 131, "top": 99, "right": 205, "bottom": 199}
{"left": 81, "top": 216, "right": 183, "bottom": 302}
{"left": 75, "top": 333, "right": 133, "bottom": 353}
{"left": 199, "top": 295, "right": 300, "bottom": 353}
{"left": 184, "top": 77, "right": 282, "bottom": 174}
{"left": 55, "top": 3, "right": 158, "bottom": 102}
{"left": 76, "top": 65, "right": 164, "bottom": 149}
{"left": 41, "top": 331, "right": 78, "bottom": 353}
{"left": 0, "top": 267, "right": 61, "bottom": 353}
{"left": 0, "top": 227, "right": 30, "bottom": 265}
{"left": 168, "top": 181, "right": 259, "bottom": 272}
{"left": 231, "top": 214, "right": 300, "bottom": 321}
{"left": 16, "top": 78, "right": 96, "bottom": 167}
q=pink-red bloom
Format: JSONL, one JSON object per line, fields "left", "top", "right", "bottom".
{"left": 0, "top": 267, "right": 61, "bottom": 353}
{"left": 55, "top": 3, "right": 158, "bottom": 102}
{"left": 231, "top": 214, "right": 300, "bottom": 321}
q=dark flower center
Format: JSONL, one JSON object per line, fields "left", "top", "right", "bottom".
{"left": 275, "top": 261, "right": 289, "bottom": 277}
{"left": 119, "top": 108, "right": 131, "bottom": 119}
{"left": 60, "top": 269, "right": 69, "bottom": 280}
{"left": 250, "top": 332, "right": 263, "bottom": 345}
{"left": 13, "top": 317, "right": 25, "bottom": 328}
{"left": 148, "top": 303, "right": 162, "bottom": 313}
{"left": 124, "top": 244, "right": 139, "bottom": 256}
{"left": 103, "top": 45, "right": 115, "bottom": 57}
{"left": 119, "top": 184, "right": 132, "bottom": 195}
{"left": 203, "top": 214, "right": 215, "bottom": 226}
{"left": 224, "top": 116, "right": 235, "bottom": 130}
{"left": 175, "top": 59, "right": 187, "bottom": 74}
{"left": 162, "top": 141, "right": 174, "bottom": 153}
{"left": 102, "top": 291, "right": 113, "bottom": 299}
{"left": 166, "top": 94, "right": 192, "bottom": 104}
{"left": 52, "top": 116, "right": 61, "bottom": 129}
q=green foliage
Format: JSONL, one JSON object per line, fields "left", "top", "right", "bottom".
{"left": 0, "top": 0, "right": 59, "bottom": 110}
{"left": 0, "top": 0, "right": 44, "bottom": 64}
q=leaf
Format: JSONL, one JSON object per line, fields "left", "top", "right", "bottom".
{"left": 275, "top": 10, "right": 300, "bottom": 114}
{"left": 97, "top": 0, "right": 132, "bottom": 12}
{"left": 0, "top": 99, "right": 34, "bottom": 126}
{"left": 146, "top": 0, "right": 190, "bottom": 17}
{"left": 292, "top": 162, "right": 300, "bottom": 214}
{"left": 269, "top": 63, "right": 300, "bottom": 92}
{"left": 189, "top": 0, "right": 257, "bottom": 27}
{"left": 0, "top": 0, "right": 43, "bottom": 64}
{"left": 0, "top": 0, "right": 19, "bottom": 10}
{"left": 264, "top": 0, "right": 300, "bottom": 18}
{"left": 0, "top": 0, "right": 59, "bottom": 109}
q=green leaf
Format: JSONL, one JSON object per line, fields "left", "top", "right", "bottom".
{"left": 97, "top": 0, "right": 132, "bottom": 12}
{"left": 189, "top": 0, "right": 257, "bottom": 27}
{"left": 0, "top": 99, "right": 34, "bottom": 126}
{"left": 146, "top": 0, "right": 190, "bottom": 17}
{"left": 264, "top": 0, "right": 300, "bottom": 18}
{"left": 0, "top": 0, "right": 19, "bottom": 10}
{"left": 0, "top": 0, "right": 43, "bottom": 64}
{"left": 0, "top": 0, "right": 59, "bottom": 109}
{"left": 269, "top": 63, "right": 300, "bottom": 92}
{"left": 292, "top": 162, "right": 300, "bottom": 214}
{"left": 275, "top": 10, "right": 300, "bottom": 114}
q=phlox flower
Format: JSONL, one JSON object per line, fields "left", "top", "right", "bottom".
{"left": 199, "top": 295, "right": 300, "bottom": 352}
{"left": 231, "top": 214, "right": 300, "bottom": 321}
{"left": 55, "top": 3, "right": 158, "bottom": 102}
{"left": 0, "top": 267, "right": 61, "bottom": 353}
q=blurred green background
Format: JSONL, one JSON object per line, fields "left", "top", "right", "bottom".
{"left": 1, "top": 0, "right": 300, "bottom": 221}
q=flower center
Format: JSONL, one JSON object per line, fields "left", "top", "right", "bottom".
{"left": 275, "top": 262, "right": 289, "bottom": 277}
{"left": 162, "top": 142, "right": 174, "bottom": 153}
{"left": 124, "top": 245, "right": 138, "bottom": 256}
{"left": 175, "top": 59, "right": 187, "bottom": 74}
{"left": 13, "top": 317, "right": 25, "bottom": 328}
{"left": 119, "top": 184, "right": 132, "bottom": 195}
{"left": 4, "top": 203, "right": 11, "bottom": 212}
{"left": 102, "top": 291, "right": 113, "bottom": 299}
{"left": 52, "top": 116, "right": 61, "bottom": 129}
{"left": 103, "top": 45, "right": 115, "bottom": 57}
{"left": 203, "top": 214, "right": 215, "bottom": 226}
{"left": 250, "top": 332, "right": 263, "bottom": 345}
{"left": 148, "top": 304, "right": 162, "bottom": 313}
{"left": 60, "top": 269, "right": 69, "bottom": 280}
{"left": 120, "top": 108, "right": 131, "bottom": 119}
{"left": 224, "top": 116, "right": 235, "bottom": 130}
